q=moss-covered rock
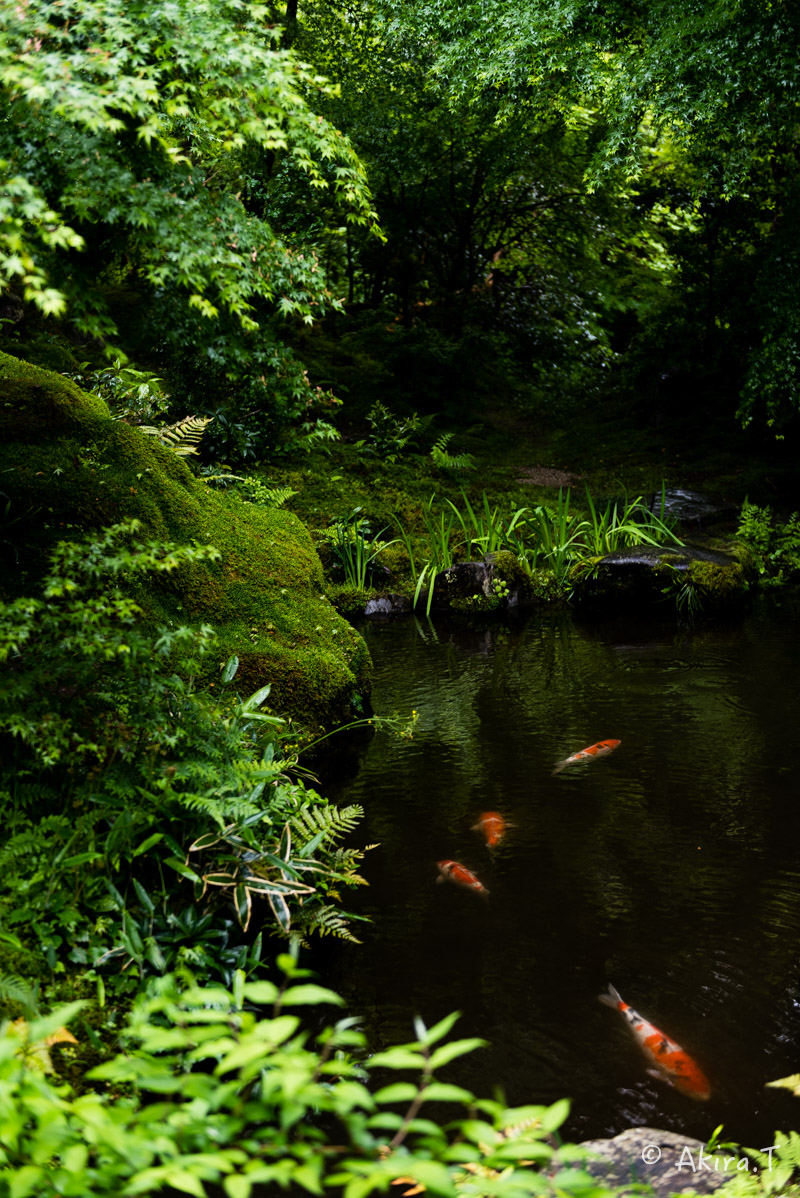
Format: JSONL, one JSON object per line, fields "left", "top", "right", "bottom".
{"left": 569, "top": 543, "right": 750, "bottom": 616}
{"left": 0, "top": 351, "right": 371, "bottom": 726}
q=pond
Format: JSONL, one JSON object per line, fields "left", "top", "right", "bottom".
{"left": 321, "top": 601, "right": 800, "bottom": 1149}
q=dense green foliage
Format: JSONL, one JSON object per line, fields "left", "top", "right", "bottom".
{"left": 4, "top": 1, "right": 800, "bottom": 1194}
{"left": 0, "top": 520, "right": 374, "bottom": 1003}
{"left": 0, "top": 962, "right": 621, "bottom": 1198}
{"left": 4, "top": 0, "right": 800, "bottom": 440}
{"left": 0, "top": 350, "right": 372, "bottom": 725}
{"left": 0, "top": 0, "right": 375, "bottom": 332}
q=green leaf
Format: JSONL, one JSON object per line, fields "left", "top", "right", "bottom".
{"left": 373, "top": 1082, "right": 419, "bottom": 1103}
{"left": 368, "top": 1048, "right": 428, "bottom": 1070}
{"left": 282, "top": 984, "right": 344, "bottom": 1006}
{"left": 420, "top": 1083, "right": 474, "bottom": 1104}
{"left": 388, "top": 1161, "right": 456, "bottom": 1197}
{"left": 242, "top": 981, "right": 280, "bottom": 1004}
{"left": 486, "top": 1140, "right": 552, "bottom": 1163}
{"left": 133, "top": 833, "right": 164, "bottom": 856}
{"left": 232, "top": 970, "right": 245, "bottom": 1010}
{"left": 221, "top": 655, "right": 239, "bottom": 684}
{"left": 766, "top": 1073, "right": 800, "bottom": 1095}
{"left": 61, "top": 852, "right": 103, "bottom": 868}
{"left": 234, "top": 884, "right": 252, "bottom": 931}
{"left": 241, "top": 684, "right": 271, "bottom": 713}
{"left": 418, "top": 1011, "right": 461, "bottom": 1046}
{"left": 164, "top": 857, "right": 204, "bottom": 884}
{"left": 9, "top": 1166, "right": 43, "bottom": 1198}
{"left": 540, "top": 1097, "right": 571, "bottom": 1132}
{"left": 428, "top": 1038, "right": 487, "bottom": 1070}
{"left": 133, "top": 879, "right": 155, "bottom": 915}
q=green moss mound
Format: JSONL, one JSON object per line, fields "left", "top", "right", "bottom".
{"left": 0, "top": 351, "right": 371, "bottom": 725}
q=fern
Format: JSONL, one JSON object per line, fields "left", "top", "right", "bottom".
{"left": 297, "top": 903, "right": 364, "bottom": 944}
{"left": 239, "top": 478, "right": 298, "bottom": 507}
{"left": 141, "top": 415, "right": 214, "bottom": 456}
{"left": 0, "top": 970, "right": 39, "bottom": 1017}
{"left": 430, "top": 432, "right": 476, "bottom": 473}
{"left": 291, "top": 802, "right": 364, "bottom": 844}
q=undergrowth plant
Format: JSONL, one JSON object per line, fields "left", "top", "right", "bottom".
{"left": 321, "top": 508, "right": 397, "bottom": 589}
{"left": 391, "top": 486, "right": 682, "bottom": 610}
{"left": 0, "top": 521, "right": 377, "bottom": 998}
{"left": 430, "top": 432, "right": 476, "bottom": 474}
{"left": 581, "top": 485, "right": 682, "bottom": 556}
{"left": 237, "top": 477, "right": 299, "bottom": 507}
{"left": 737, "top": 501, "right": 800, "bottom": 584}
{"left": 65, "top": 360, "right": 170, "bottom": 426}
{"left": 357, "top": 401, "right": 433, "bottom": 462}
{"left": 0, "top": 960, "right": 616, "bottom": 1198}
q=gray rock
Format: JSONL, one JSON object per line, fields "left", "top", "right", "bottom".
{"left": 599, "top": 544, "right": 734, "bottom": 572}
{"left": 578, "top": 1127, "right": 740, "bottom": 1196}
{"left": 364, "top": 593, "right": 412, "bottom": 617}
{"left": 571, "top": 544, "right": 748, "bottom": 613}
{"left": 429, "top": 558, "right": 526, "bottom": 613}
{"left": 649, "top": 489, "right": 739, "bottom": 528}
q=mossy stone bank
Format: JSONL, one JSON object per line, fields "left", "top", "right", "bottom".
{"left": 0, "top": 352, "right": 371, "bottom": 726}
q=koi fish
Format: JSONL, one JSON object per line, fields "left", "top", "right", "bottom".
{"left": 599, "top": 983, "right": 711, "bottom": 1101}
{"left": 552, "top": 738, "right": 620, "bottom": 775}
{"left": 436, "top": 859, "right": 489, "bottom": 897}
{"left": 471, "top": 811, "right": 509, "bottom": 849}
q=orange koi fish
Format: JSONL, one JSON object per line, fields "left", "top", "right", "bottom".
{"left": 552, "top": 738, "right": 620, "bottom": 775}
{"left": 599, "top": 983, "right": 711, "bottom": 1101}
{"left": 436, "top": 859, "right": 489, "bottom": 897}
{"left": 471, "top": 811, "right": 509, "bottom": 849}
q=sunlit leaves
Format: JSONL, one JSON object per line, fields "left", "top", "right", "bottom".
{"left": 0, "top": 0, "right": 377, "bottom": 329}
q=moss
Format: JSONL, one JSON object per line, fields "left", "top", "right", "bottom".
{"left": 0, "top": 351, "right": 371, "bottom": 727}
{"left": 686, "top": 558, "right": 747, "bottom": 605}
{"left": 0, "top": 352, "right": 109, "bottom": 438}
{"left": 1, "top": 331, "right": 84, "bottom": 375}
{"left": 450, "top": 592, "right": 503, "bottom": 612}
{"left": 326, "top": 583, "right": 372, "bottom": 616}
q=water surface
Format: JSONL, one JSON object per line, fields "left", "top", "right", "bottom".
{"left": 322, "top": 603, "right": 800, "bottom": 1147}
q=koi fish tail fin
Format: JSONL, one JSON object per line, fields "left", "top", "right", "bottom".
{"left": 435, "top": 875, "right": 446, "bottom": 884}
{"left": 598, "top": 982, "right": 624, "bottom": 1009}
{"left": 552, "top": 760, "right": 567, "bottom": 776}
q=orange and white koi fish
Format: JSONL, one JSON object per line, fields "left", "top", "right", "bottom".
{"left": 552, "top": 738, "right": 620, "bottom": 775}
{"left": 436, "top": 859, "right": 489, "bottom": 897}
{"left": 599, "top": 983, "right": 711, "bottom": 1101}
{"left": 471, "top": 811, "right": 509, "bottom": 849}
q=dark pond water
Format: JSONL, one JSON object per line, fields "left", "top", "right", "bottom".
{"left": 321, "top": 602, "right": 800, "bottom": 1149}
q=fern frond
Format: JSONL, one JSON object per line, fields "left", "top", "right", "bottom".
{"left": 239, "top": 478, "right": 299, "bottom": 507}
{"left": 0, "top": 971, "right": 39, "bottom": 1017}
{"left": 142, "top": 415, "right": 214, "bottom": 456}
{"left": 291, "top": 802, "right": 364, "bottom": 844}
{"left": 431, "top": 432, "right": 476, "bottom": 473}
{"left": 299, "top": 903, "right": 363, "bottom": 943}
{"left": 173, "top": 792, "right": 262, "bottom": 825}
{"left": 261, "top": 486, "right": 297, "bottom": 507}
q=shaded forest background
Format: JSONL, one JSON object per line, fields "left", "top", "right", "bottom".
{"left": 2, "top": 0, "right": 800, "bottom": 491}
